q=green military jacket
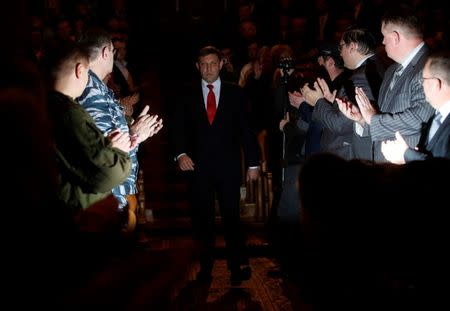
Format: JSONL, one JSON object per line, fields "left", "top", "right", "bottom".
{"left": 48, "top": 91, "right": 131, "bottom": 212}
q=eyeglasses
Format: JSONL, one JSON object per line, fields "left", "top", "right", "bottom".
{"left": 338, "top": 43, "right": 346, "bottom": 52}
{"left": 112, "top": 47, "right": 117, "bottom": 55}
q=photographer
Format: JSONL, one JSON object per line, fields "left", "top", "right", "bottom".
{"left": 269, "top": 56, "right": 322, "bottom": 280}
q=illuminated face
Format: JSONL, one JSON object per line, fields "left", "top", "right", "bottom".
{"left": 381, "top": 22, "right": 397, "bottom": 60}
{"left": 339, "top": 41, "right": 353, "bottom": 69}
{"left": 196, "top": 53, "right": 223, "bottom": 83}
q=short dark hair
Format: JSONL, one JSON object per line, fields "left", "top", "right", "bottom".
{"left": 318, "top": 42, "right": 344, "bottom": 68}
{"left": 341, "top": 26, "right": 377, "bottom": 56}
{"left": 42, "top": 40, "right": 89, "bottom": 82}
{"left": 382, "top": 4, "right": 423, "bottom": 38}
{"left": 197, "top": 46, "right": 222, "bottom": 62}
{"left": 78, "top": 27, "right": 112, "bottom": 62}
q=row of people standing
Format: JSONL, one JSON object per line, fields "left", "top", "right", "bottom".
{"left": 23, "top": 28, "right": 164, "bottom": 306}
{"left": 299, "top": 4, "right": 443, "bottom": 163}
{"left": 271, "top": 2, "right": 450, "bottom": 284}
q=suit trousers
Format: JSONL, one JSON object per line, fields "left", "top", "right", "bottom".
{"left": 188, "top": 169, "right": 248, "bottom": 272}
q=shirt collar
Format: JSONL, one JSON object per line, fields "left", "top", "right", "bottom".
{"left": 398, "top": 41, "right": 425, "bottom": 73}
{"left": 202, "top": 78, "right": 221, "bottom": 89}
{"left": 355, "top": 53, "right": 375, "bottom": 69}
{"left": 437, "top": 100, "right": 450, "bottom": 121}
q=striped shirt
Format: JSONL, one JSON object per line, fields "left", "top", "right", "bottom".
{"left": 78, "top": 70, "right": 138, "bottom": 208}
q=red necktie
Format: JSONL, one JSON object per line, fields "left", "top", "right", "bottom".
{"left": 206, "top": 84, "right": 216, "bottom": 124}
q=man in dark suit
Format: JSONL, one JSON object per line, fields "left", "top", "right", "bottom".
{"left": 381, "top": 50, "right": 450, "bottom": 163}
{"left": 302, "top": 27, "right": 385, "bottom": 161}
{"left": 171, "top": 46, "right": 260, "bottom": 285}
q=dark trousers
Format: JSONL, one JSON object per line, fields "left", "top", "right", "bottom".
{"left": 189, "top": 170, "right": 248, "bottom": 272}
{"left": 270, "top": 163, "right": 303, "bottom": 279}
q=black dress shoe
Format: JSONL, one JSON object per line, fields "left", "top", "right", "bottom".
{"left": 196, "top": 269, "right": 212, "bottom": 283}
{"left": 230, "top": 266, "right": 252, "bottom": 286}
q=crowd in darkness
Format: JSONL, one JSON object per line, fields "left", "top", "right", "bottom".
{"left": 2, "top": 0, "right": 450, "bottom": 309}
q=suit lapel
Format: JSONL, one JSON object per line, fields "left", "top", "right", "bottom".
{"left": 215, "top": 82, "right": 226, "bottom": 124}
{"left": 381, "top": 45, "right": 428, "bottom": 110}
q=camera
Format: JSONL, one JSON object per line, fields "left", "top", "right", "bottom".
{"left": 278, "top": 57, "right": 295, "bottom": 71}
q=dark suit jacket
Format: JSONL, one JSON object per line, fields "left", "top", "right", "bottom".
{"left": 313, "top": 55, "right": 384, "bottom": 161}
{"left": 405, "top": 113, "right": 450, "bottom": 161}
{"left": 171, "top": 80, "right": 260, "bottom": 182}
{"left": 369, "top": 44, "right": 435, "bottom": 162}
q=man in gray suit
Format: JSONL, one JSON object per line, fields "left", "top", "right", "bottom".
{"left": 340, "top": 4, "right": 435, "bottom": 162}
{"left": 381, "top": 51, "right": 450, "bottom": 163}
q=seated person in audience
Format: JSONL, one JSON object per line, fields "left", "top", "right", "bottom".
{"left": 106, "top": 37, "right": 140, "bottom": 117}
{"left": 219, "top": 45, "right": 240, "bottom": 83}
{"left": 381, "top": 50, "right": 450, "bottom": 163}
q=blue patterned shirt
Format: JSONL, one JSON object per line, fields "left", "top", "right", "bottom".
{"left": 78, "top": 70, "right": 138, "bottom": 208}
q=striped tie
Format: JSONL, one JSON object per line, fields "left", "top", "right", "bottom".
{"left": 389, "top": 65, "right": 403, "bottom": 91}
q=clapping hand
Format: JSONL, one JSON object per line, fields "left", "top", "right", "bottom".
{"left": 108, "top": 129, "right": 133, "bottom": 153}
{"left": 288, "top": 91, "right": 304, "bottom": 109}
{"left": 130, "top": 105, "right": 164, "bottom": 144}
{"left": 336, "top": 97, "right": 364, "bottom": 125}
{"left": 316, "top": 77, "right": 337, "bottom": 103}
{"left": 355, "top": 87, "right": 377, "bottom": 124}
{"left": 381, "top": 131, "right": 408, "bottom": 164}
{"left": 301, "top": 81, "right": 323, "bottom": 107}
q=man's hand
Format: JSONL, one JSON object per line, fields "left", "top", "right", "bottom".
{"left": 288, "top": 91, "right": 304, "bottom": 109}
{"left": 130, "top": 105, "right": 163, "bottom": 144}
{"left": 108, "top": 129, "right": 132, "bottom": 153}
{"left": 279, "top": 112, "right": 290, "bottom": 131}
{"left": 381, "top": 131, "right": 408, "bottom": 164}
{"left": 336, "top": 97, "right": 364, "bottom": 125}
{"left": 355, "top": 87, "right": 377, "bottom": 125}
{"left": 246, "top": 167, "right": 259, "bottom": 181}
{"left": 316, "top": 77, "right": 337, "bottom": 103}
{"left": 177, "top": 154, "right": 195, "bottom": 171}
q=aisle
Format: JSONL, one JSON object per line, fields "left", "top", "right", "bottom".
{"left": 168, "top": 230, "right": 297, "bottom": 311}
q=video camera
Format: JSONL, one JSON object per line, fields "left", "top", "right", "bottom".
{"left": 278, "top": 57, "right": 295, "bottom": 71}
{"left": 278, "top": 57, "right": 295, "bottom": 85}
